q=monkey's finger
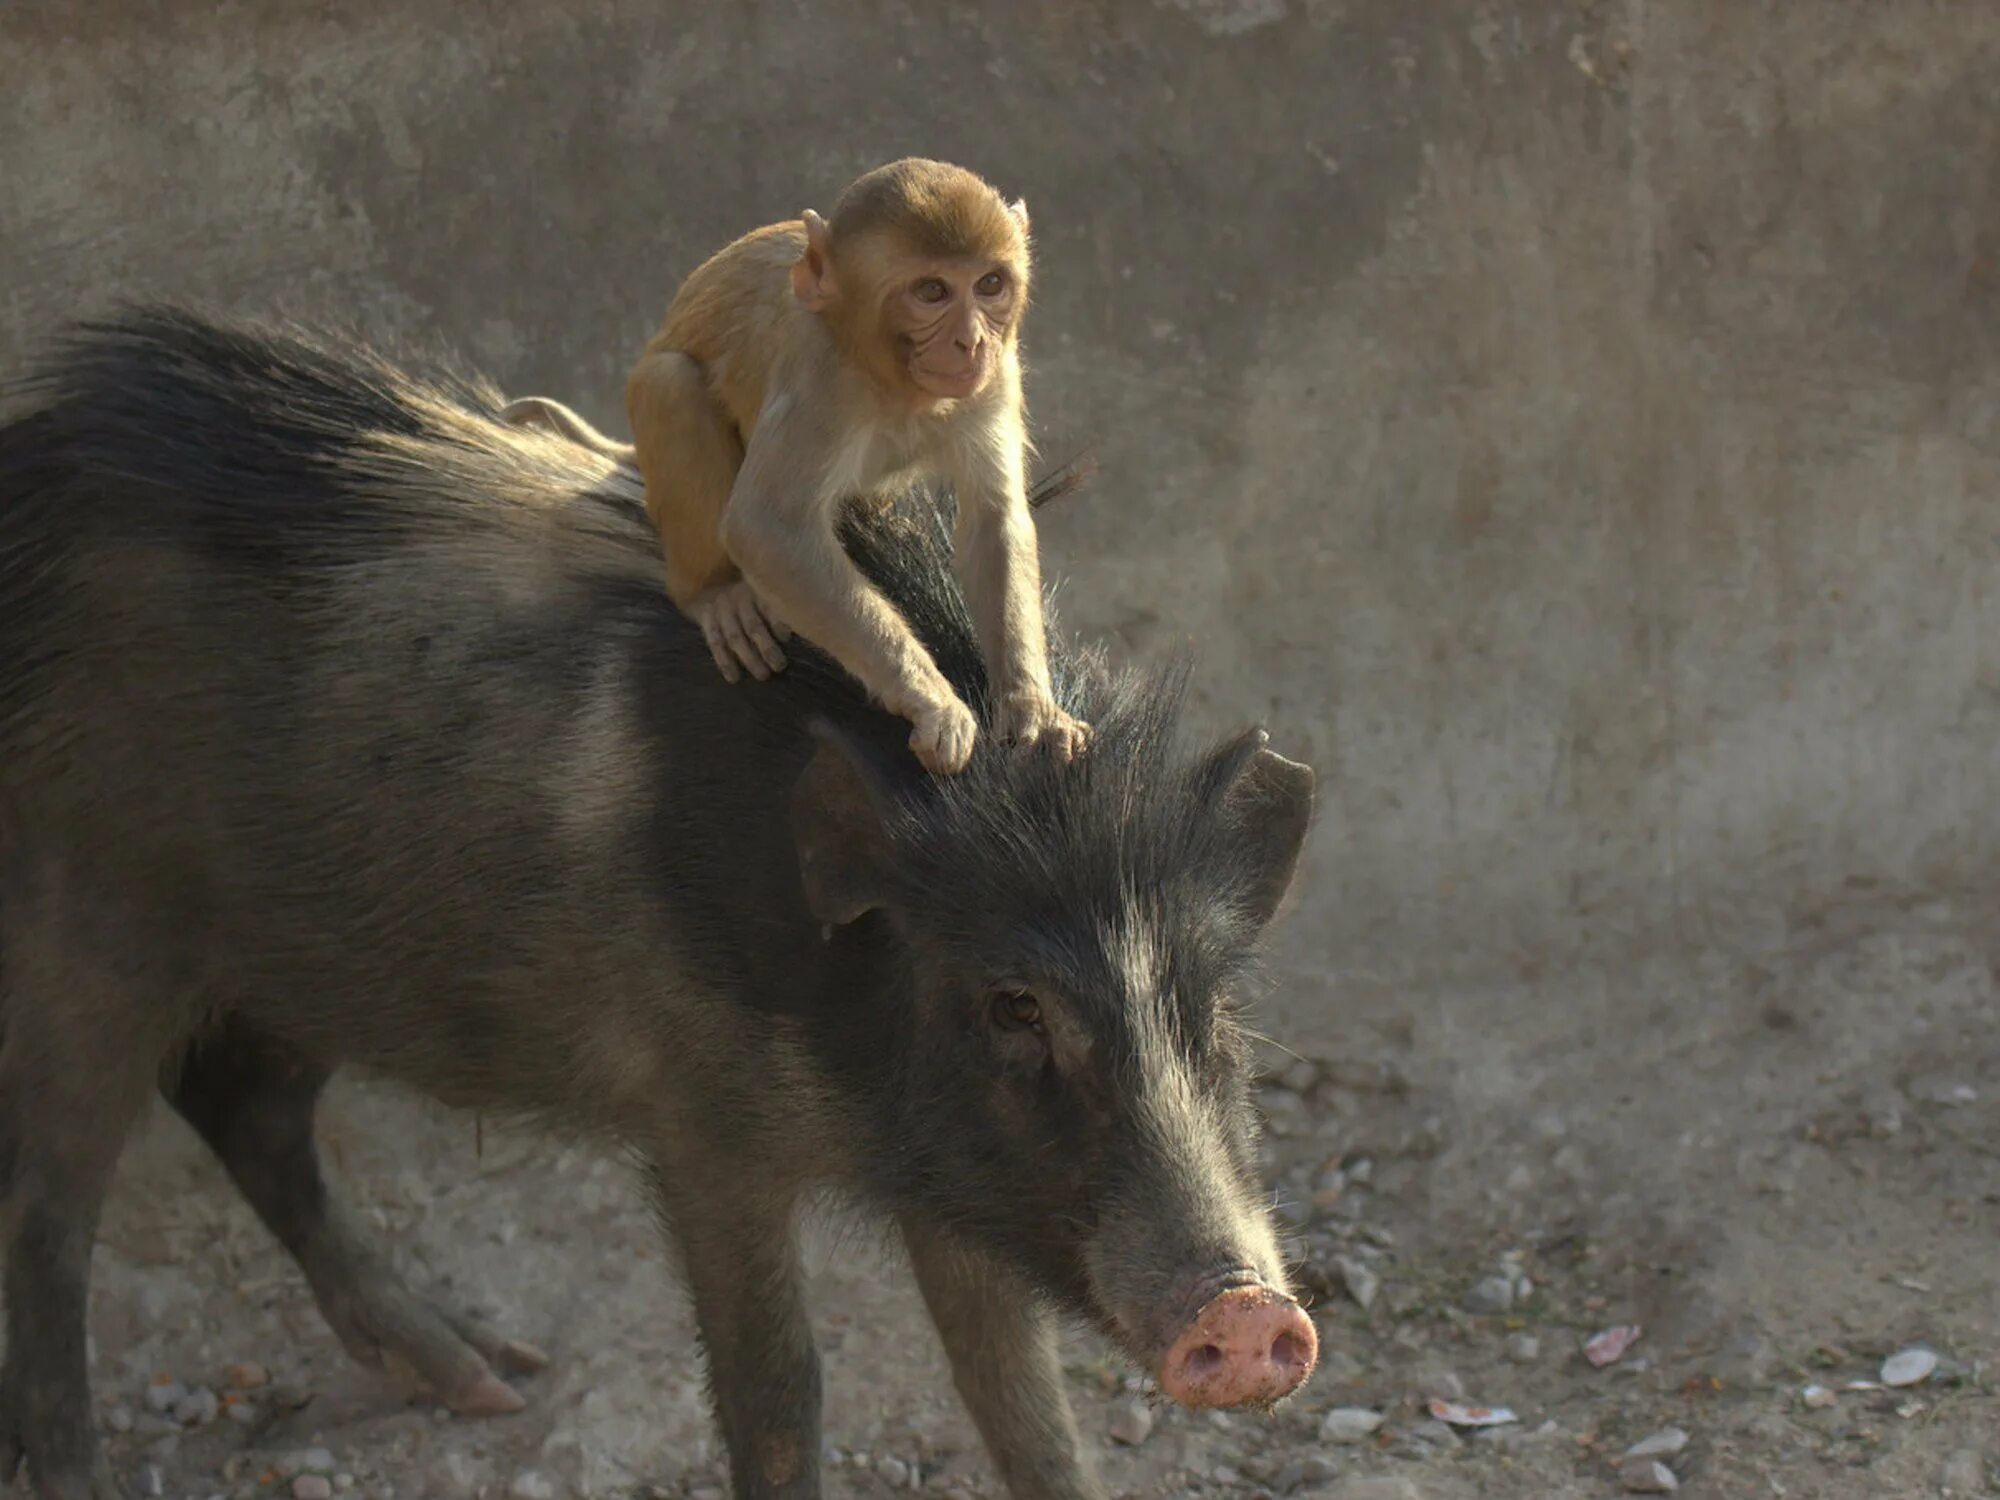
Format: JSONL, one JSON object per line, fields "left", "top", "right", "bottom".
{"left": 738, "top": 606, "right": 789, "bottom": 675}
{"left": 702, "top": 620, "right": 743, "bottom": 684}
{"left": 718, "top": 613, "right": 773, "bottom": 683}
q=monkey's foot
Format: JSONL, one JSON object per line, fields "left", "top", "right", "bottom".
{"left": 908, "top": 693, "right": 978, "bottom": 775}
{"left": 993, "top": 691, "right": 1091, "bottom": 763}
{"left": 693, "top": 581, "right": 791, "bottom": 683}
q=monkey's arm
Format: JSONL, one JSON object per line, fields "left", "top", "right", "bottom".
{"left": 951, "top": 421, "right": 1090, "bottom": 760}
{"left": 721, "top": 397, "right": 976, "bottom": 773}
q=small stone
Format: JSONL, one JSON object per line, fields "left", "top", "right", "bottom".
{"left": 510, "top": 1471, "right": 557, "bottom": 1500}
{"left": 1281, "top": 1058, "right": 1321, "bottom": 1094}
{"left": 1881, "top": 1347, "right": 1938, "bottom": 1387}
{"left": 301, "top": 1448, "right": 335, "bottom": 1474}
{"left": 1623, "top": 1427, "right": 1689, "bottom": 1461}
{"left": 226, "top": 1401, "right": 259, "bottom": 1426}
{"left": 292, "top": 1480, "right": 333, "bottom": 1500}
{"left": 1318, "top": 1407, "right": 1383, "bottom": 1444}
{"left": 173, "top": 1386, "right": 220, "bottom": 1426}
{"left": 688, "top": 1489, "right": 725, "bottom": 1500}
{"left": 333, "top": 1479, "right": 354, "bottom": 1494}
{"left": 227, "top": 1362, "right": 270, "bottom": 1390}
{"left": 1942, "top": 1449, "right": 1985, "bottom": 1494}
{"left": 106, "top": 1406, "right": 135, "bottom": 1434}
{"left": 1108, "top": 1395, "right": 1154, "bottom": 1446}
{"left": 143, "top": 1380, "right": 186, "bottom": 1415}
{"left": 141, "top": 1468, "right": 165, "bottom": 1498}
{"left": 1464, "top": 1275, "right": 1515, "bottom": 1315}
{"left": 876, "top": 1457, "right": 910, "bottom": 1488}
{"left": 1275, "top": 1453, "right": 1339, "bottom": 1490}
{"left": 1619, "top": 1458, "right": 1679, "bottom": 1493}
{"left": 1801, "top": 1384, "right": 1836, "bottom": 1409}
{"left": 1505, "top": 1332, "right": 1540, "bottom": 1363}
{"left": 1334, "top": 1255, "right": 1379, "bottom": 1310}
{"left": 1416, "top": 1366, "right": 1465, "bottom": 1401}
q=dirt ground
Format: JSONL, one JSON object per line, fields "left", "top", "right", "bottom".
{"left": 78, "top": 886, "right": 1996, "bottom": 1500}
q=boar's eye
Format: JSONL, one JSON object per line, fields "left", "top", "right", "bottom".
{"left": 988, "top": 986, "right": 1044, "bottom": 1033}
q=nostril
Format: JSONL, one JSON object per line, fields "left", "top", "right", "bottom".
{"left": 1183, "top": 1343, "right": 1225, "bottom": 1381}
{"left": 1270, "top": 1329, "right": 1308, "bottom": 1371}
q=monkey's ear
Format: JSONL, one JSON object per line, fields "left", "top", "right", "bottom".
{"left": 792, "top": 209, "right": 836, "bottom": 312}
{"left": 1201, "top": 727, "right": 1316, "bottom": 931}
{"left": 1007, "top": 197, "right": 1030, "bottom": 234}
{"left": 791, "top": 720, "right": 899, "bottom": 926}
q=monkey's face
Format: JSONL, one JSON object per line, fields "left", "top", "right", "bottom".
{"left": 884, "top": 261, "right": 1024, "bottom": 403}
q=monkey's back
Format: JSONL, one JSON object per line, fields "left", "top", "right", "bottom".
{"left": 649, "top": 221, "right": 810, "bottom": 436}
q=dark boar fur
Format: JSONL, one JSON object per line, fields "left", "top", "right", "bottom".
{"left": 0, "top": 305, "right": 1316, "bottom": 1500}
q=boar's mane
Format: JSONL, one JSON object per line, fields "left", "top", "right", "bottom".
{"left": 0, "top": 305, "right": 1282, "bottom": 965}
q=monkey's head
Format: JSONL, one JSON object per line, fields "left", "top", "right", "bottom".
{"left": 792, "top": 158, "right": 1032, "bottom": 406}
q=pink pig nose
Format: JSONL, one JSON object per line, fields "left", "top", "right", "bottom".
{"left": 1158, "top": 1285, "right": 1318, "bottom": 1407}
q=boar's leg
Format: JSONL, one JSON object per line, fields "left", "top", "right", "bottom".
{"left": 647, "top": 1162, "right": 821, "bottom": 1500}
{"left": 902, "top": 1224, "right": 1107, "bottom": 1500}
{"left": 0, "top": 960, "right": 152, "bottom": 1500}
{"left": 165, "top": 1017, "right": 546, "bottom": 1414}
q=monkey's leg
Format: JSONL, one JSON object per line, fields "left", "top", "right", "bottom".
{"left": 626, "top": 352, "right": 789, "bottom": 681}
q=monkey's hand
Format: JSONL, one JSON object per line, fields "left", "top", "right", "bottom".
{"left": 907, "top": 690, "right": 979, "bottom": 776}
{"left": 691, "top": 580, "right": 792, "bottom": 684}
{"left": 992, "top": 690, "right": 1091, "bottom": 764}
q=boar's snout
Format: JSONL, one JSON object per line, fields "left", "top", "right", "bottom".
{"left": 1158, "top": 1282, "right": 1317, "bottom": 1408}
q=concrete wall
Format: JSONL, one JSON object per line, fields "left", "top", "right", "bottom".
{"left": 5, "top": 1, "right": 1997, "bottom": 980}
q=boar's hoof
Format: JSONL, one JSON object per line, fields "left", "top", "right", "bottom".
{"left": 1158, "top": 1285, "right": 1318, "bottom": 1408}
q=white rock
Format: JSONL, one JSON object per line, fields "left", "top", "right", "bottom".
{"left": 1620, "top": 1458, "right": 1679, "bottom": 1493}
{"left": 1334, "top": 1255, "right": 1380, "bottom": 1309}
{"left": 1622, "top": 1426, "right": 1689, "bottom": 1461}
{"left": 1801, "top": 1384, "right": 1836, "bottom": 1408}
{"left": 1882, "top": 1347, "right": 1938, "bottom": 1387}
{"left": 875, "top": 1456, "right": 910, "bottom": 1488}
{"left": 106, "top": 1407, "right": 135, "bottom": 1434}
{"left": 509, "top": 1471, "right": 557, "bottom": 1500}
{"left": 1505, "top": 1332, "right": 1540, "bottom": 1363}
{"left": 1107, "top": 1395, "right": 1154, "bottom": 1446}
{"left": 292, "top": 1479, "right": 334, "bottom": 1500}
{"left": 1318, "top": 1406, "right": 1384, "bottom": 1444}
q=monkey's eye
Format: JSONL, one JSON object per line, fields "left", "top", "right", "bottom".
{"left": 913, "top": 277, "right": 950, "bottom": 304}
{"left": 976, "top": 270, "right": 1008, "bottom": 296}
{"left": 989, "top": 986, "right": 1044, "bottom": 1033}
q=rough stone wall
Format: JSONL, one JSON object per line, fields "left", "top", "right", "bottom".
{"left": 5, "top": 1, "right": 1996, "bottom": 978}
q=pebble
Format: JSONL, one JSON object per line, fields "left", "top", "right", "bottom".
{"left": 301, "top": 1448, "right": 336, "bottom": 1474}
{"left": 228, "top": 1362, "right": 270, "bottom": 1390}
{"left": 1881, "top": 1346, "right": 1938, "bottom": 1387}
{"left": 1801, "top": 1384, "right": 1837, "bottom": 1409}
{"left": 1505, "top": 1332, "right": 1540, "bottom": 1363}
{"left": 141, "top": 1468, "right": 164, "bottom": 1499}
{"left": 1318, "top": 1407, "right": 1383, "bottom": 1444}
{"left": 172, "top": 1386, "right": 220, "bottom": 1426}
{"left": 226, "top": 1401, "right": 260, "bottom": 1426}
{"left": 1464, "top": 1275, "right": 1515, "bottom": 1315}
{"left": 292, "top": 1480, "right": 333, "bottom": 1500}
{"left": 333, "top": 1478, "right": 355, "bottom": 1494}
{"left": 1107, "top": 1395, "right": 1154, "bottom": 1446}
{"left": 143, "top": 1380, "right": 186, "bottom": 1415}
{"left": 688, "top": 1489, "right": 724, "bottom": 1500}
{"left": 106, "top": 1406, "right": 135, "bottom": 1434}
{"left": 876, "top": 1456, "right": 910, "bottom": 1488}
{"left": 1333, "top": 1255, "right": 1379, "bottom": 1310}
{"left": 1942, "top": 1449, "right": 1986, "bottom": 1494}
{"left": 1275, "top": 1453, "right": 1339, "bottom": 1490}
{"left": 1619, "top": 1458, "right": 1680, "bottom": 1493}
{"left": 1623, "top": 1426, "right": 1689, "bottom": 1461}
{"left": 509, "top": 1471, "right": 557, "bottom": 1500}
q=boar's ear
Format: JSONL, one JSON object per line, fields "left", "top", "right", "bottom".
{"left": 791, "top": 720, "right": 899, "bottom": 926}
{"left": 1205, "top": 727, "right": 1316, "bottom": 930}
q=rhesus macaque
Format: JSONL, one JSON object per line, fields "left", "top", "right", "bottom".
{"left": 621, "top": 157, "right": 1088, "bottom": 774}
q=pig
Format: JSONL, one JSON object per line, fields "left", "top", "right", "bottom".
{"left": 0, "top": 305, "right": 1319, "bottom": 1500}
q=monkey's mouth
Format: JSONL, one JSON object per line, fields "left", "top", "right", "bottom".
{"left": 909, "top": 359, "right": 987, "bottom": 400}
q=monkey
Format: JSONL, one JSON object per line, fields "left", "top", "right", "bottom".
{"left": 616, "top": 157, "right": 1088, "bottom": 775}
